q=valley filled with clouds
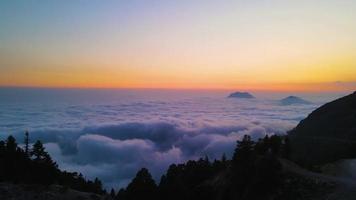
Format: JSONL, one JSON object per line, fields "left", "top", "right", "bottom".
{"left": 0, "top": 89, "right": 345, "bottom": 188}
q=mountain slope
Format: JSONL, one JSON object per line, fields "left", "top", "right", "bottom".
{"left": 0, "top": 183, "right": 110, "bottom": 200}
{"left": 289, "top": 91, "right": 356, "bottom": 166}
{"left": 279, "top": 158, "right": 356, "bottom": 200}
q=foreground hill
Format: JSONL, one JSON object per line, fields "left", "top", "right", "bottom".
{"left": 115, "top": 134, "right": 346, "bottom": 200}
{"left": 289, "top": 91, "right": 356, "bottom": 166}
{"left": 0, "top": 183, "right": 110, "bottom": 200}
{"left": 0, "top": 136, "right": 105, "bottom": 198}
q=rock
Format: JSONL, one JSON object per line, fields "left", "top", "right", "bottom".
{"left": 280, "top": 96, "right": 311, "bottom": 105}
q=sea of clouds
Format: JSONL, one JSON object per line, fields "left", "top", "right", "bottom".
{"left": 0, "top": 88, "right": 346, "bottom": 189}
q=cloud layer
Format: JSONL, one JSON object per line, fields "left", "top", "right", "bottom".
{"left": 1, "top": 89, "right": 343, "bottom": 189}
{"left": 43, "top": 120, "right": 292, "bottom": 189}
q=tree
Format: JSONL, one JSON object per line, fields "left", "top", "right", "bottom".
{"left": 24, "top": 130, "right": 30, "bottom": 156}
{"left": 283, "top": 136, "right": 291, "bottom": 159}
{"left": 116, "top": 188, "right": 126, "bottom": 200}
{"left": 249, "top": 154, "right": 282, "bottom": 198}
{"left": 269, "top": 135, "right": 282, "bottom": 154}
{"left": 231, "top": 135, "right": 256, "bottom": 199}
{"left": 158, "top": 164, "right": 188, "bottom": 200}
{"left": 233, "top": 135, "right": 254, "bottom": 164}
{"left": 110, "top": 188, "right": 116, "bottom": 198}
{"left": 221, "top": 153, "right": 227, "bottom": 163}
{"left": 93, "top": 177, "right": 104, "bottom": 194}
{"left": 0, "top": 140, "right": 5, "bottom": 154}
{"left": 31, "top": 140, "right": 46, "bottom": 161}
{"left": 6, "top": 135, "right": 18, "bottom": 152}
{"left": 31, "top": 140, "right": 59, "bottom": 184}
{"left": 255, "top": 135, "right": 270, "bottom": 155}
{"left": 125, "top": 168, "right": 157, "bottom": 200}
{"left": 0, "top": 135, "right": 104, "bottom": 194}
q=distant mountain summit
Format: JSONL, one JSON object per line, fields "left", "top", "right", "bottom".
{"left": 280, "top": 96, "right": 311, "bottom": 105}
{"left": 289, "top": 91, "right": 356, "bottom": 166}
{"left": 228, "top": 92, "right": 255, "bottom": 98}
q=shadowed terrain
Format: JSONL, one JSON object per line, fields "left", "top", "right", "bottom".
{"left": 289, "top": 91, "right": 356, "bottom": 166}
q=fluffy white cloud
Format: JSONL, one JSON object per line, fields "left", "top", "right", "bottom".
{"left": 41, "top": 120, "right": 298, "bottom": 189}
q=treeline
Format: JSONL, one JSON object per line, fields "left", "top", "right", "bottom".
{"left": 0, "top": 132, "right": 105, "bottom": 194}
{"left": 113, "top": 135, "right": 292, "bottom": 200}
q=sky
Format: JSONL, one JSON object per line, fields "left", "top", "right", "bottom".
{"left": 0, "top": 0, "right": 356, "bottom": 91}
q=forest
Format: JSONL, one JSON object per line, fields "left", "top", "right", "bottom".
{"left": 112, "top": 134, "right": 296, "bottom": 200}
{"left": 0, "top": 132, "right": 330, "bottom": 200}
{"left": 0, "top": 132, "right": 105, "bottom": 194}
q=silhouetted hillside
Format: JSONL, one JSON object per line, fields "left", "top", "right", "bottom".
{"left": 0, "top": 133, "right": 341, "bottom": 200}
{"left": 0, "top": 134, "right": 105, "bottom": 196}
{"left": 289, "top": 91, "right": 356, "bottom": 166}
{"left": 115, "top": 135, "right": 334, "bottom": 200}
{"left": 0, "top": 183, "right": 108, "bottom": 200}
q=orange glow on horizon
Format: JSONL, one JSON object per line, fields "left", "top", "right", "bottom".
{"left": 1, "top": 81, "right": 355, "bottom": 92}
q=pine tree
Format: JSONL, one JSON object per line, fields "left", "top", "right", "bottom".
{"left": 0, "top": 135, "right": 104, "bottom": 194}
{"left": 24, "top": 130, "right": 30, "bottom": 156}
{"left": 110, "top": 188, "right": 116, "bottom": 198}
{"left": 231, "top": 135, "right": 256, "bottom": 198}
{"left": 283, "top": 136, "right": 291, "bottom": 159}
{"left": 221, "top": 153, "right": 227, "bottom": 163}
{"left": 125, "top": 168, "right": 157, "bottom": 200}
{"left": 31, "top": 140, "right": 46, "bottom": 161}
{"left": 94, "top": 177, "right": 104, "bottom": 194}
{"left": 0, "top": 141, "right": 5, "bottom": 152}
{"left": 221, "top": 153, "right": 228, "bottom": 169}
{"left": 6, "top": 135, "right": 17, "bottom": 152}
{"left": 232, "top": 135, "right": 254, "bottom": 164}
{"left": 116, "top": 188, "right": 126, "bottom": 200}
{"left": 269, "top": 135, "right": 282, "bottom": 154}
{"left": 30, "top": 140, "right": 59, "bottom": 184}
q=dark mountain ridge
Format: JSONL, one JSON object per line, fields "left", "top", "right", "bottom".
{"left": 289, "top": 91, "right": 356, "bottom": 166}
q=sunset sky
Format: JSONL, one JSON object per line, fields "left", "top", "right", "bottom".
{"left": 1, "top": 0, "right": 355, "bottom": 91}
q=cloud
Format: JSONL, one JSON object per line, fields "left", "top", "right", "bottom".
{"left": 83, "top": 123, "right": 183, "bottom": 151}
{"left": 0, "top": 91, "right": 331, "bottom": 189}
{"left": 7, "top": 118, "right": 302, "bottom": 189}
{"left": 76, "top": 135, "right": 154, "bottom": 164}
{"left": 38, "top": 119, "right": 296, "bottom": 189}
{"left": 45, "top": 133, "right": 185, "bottom": 189}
